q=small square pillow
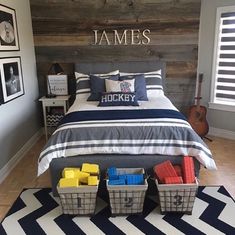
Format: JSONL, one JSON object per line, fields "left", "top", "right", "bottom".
{"left": 87, "top": 74, "right": 119, "bottom": 101}
{"left": 119, "top": 74, "right": 148, "bottom": 101}
{"left": 98, "top": 92, "right": 139, "bottom": 107}
{"left": 105, "top": 79, "right": 135, "bottom": 93}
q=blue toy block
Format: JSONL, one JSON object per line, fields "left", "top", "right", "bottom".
{"left": 108, "top": 179, "right": 126, "bottom": 185}
{"left": 126, "top": 174, "right": 144, "bottom": 185}
{"left": 108, "top": 167, "right": 117, "bottom": 177}
{"left": 109, "top": 175, "right": 119, "bottom": 180}
{"left": 118, "top": 174, "right": 127, "bottom": 181}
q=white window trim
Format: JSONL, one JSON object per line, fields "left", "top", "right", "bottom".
{"left": 209, "top": 102, "right": 235, "bottom": 112}
{"left": 209, "top": 5, "right": 235, "bottom": 112}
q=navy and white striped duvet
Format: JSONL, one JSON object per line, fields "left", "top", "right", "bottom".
{"left": 38, "top": 109, "right": 217, "bottom": 175}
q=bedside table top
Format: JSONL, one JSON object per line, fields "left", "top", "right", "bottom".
{"left": 39, "top": 95, "right": 70, "bottom": 102}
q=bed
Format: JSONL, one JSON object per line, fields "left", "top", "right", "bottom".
{"left": 38, "top": 61, "right": 217, "bottom": 196}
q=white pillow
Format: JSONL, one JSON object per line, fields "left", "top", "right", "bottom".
{"left": 105, "top": 79, "right": 135, "bottom": 93}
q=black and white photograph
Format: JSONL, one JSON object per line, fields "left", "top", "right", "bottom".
{"left": 0, "top": 4, "right": 19, "bottom": 51}
{"left": 0, "top": 72, "right": 3, "bottom": 105}
{"left": 0, "top": 57, "right": 24, "bottom": 103}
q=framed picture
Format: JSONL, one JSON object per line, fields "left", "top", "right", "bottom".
{"left": 0, "top": 57, "right": 24, "bottom": 103}
{"left": 0, "top": 4, "right": 19, "bottom": 51}
{"left": 0, "top": 72, "right": 3, "bottom": 105}
{"left": 47, "top": 75, "right": 68, "bottom": 95}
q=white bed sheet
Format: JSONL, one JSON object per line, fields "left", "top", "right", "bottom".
{"left": 68, "top": 94, "right": 178, "bottom": 113}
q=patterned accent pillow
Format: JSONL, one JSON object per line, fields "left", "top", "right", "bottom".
{"left": 119, "top": 74, "right": 148, "bottom": 101}
{"left": 98, "top": 92, "right": 139, "bottom": 107}
{"left": 105, "top": 79, "right": 135, "bottom": 93}
{"left": 87, "top": 74, "right": 119, "bottom": 101}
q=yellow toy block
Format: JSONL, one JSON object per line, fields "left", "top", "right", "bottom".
{"left": 73, "top": 169, "right": 81, "bottom": 178}
{"left": 62, "top": 168, "right": 80, "bottom": 178}
{"left": 78, "top": 171, "right": 90, "bottom": 184}
{"left": 81, "top": 163, "right": 99, "bottom": 174}
{"left": 88, "top": 176, "right": 98, "bottom": 186}
{"left": 59, "top": 178, "right": 79, "bottom": 187}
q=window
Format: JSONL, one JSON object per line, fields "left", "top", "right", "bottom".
{"left": 210, "top": 6, "right": 235, "bottom": 112}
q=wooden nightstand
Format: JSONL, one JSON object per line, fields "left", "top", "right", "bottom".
{"left": 39, "top": 95, "right": 70, "bottom": 140}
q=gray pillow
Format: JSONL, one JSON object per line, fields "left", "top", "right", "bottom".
{"left": 87, "top": 74, "right": 119, "bottom": 101}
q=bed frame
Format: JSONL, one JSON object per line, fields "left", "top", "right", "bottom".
{"left": 49, "top": 61, "right": 200, "bottom": 196}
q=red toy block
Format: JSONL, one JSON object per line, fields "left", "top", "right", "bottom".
{"left": 173, "top": 165, "right": 182, "bottom": 176}
{"left": 182, "top": 156, "right": 195, "bottom": 183}
{"left": 164, "top": 176, "right": 183, "bottom": 184}
{"left": 154, "top": 160, "right": 178, "bottom": 183}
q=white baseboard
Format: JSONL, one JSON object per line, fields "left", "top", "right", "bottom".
{"left": 0, "top": 129, "right": 43, "bottom": 184}
{"left": 209, "top": 127, "right": 235, "bottom": 140}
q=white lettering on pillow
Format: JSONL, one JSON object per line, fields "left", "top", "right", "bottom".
{"left": 101, "top": 93, "right": 135, "bottom": 102}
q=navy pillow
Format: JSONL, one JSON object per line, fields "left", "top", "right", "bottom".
{"left": 119, "top": 74, "right": 148, "bottom": 101}
{"left": 87, "top": 74, "right": 119, "bottom": 101}
{"left": 98, "top": 92, "right": 139, "bottom": 107}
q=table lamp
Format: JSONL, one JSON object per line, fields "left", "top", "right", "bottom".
{"left": 46, "top": 63, "right": 64, "bottom": 98}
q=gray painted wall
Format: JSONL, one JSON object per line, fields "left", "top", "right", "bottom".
{"left": 198, "top": 0, "right": 235, "bottom": 132}
{"left": 0, "top": 0, "right": 41, "bottom": 170}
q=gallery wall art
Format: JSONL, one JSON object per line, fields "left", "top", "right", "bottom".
{"left": 0, "top": 57, "right": 24, "bottom": 103}
{"left": 0, "top": 4, "right": 19, "bottom": 51}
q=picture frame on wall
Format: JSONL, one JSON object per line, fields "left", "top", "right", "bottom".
{"left": 47, "top": 75, "right": 68, "bottom": 96}
{"left": 0, "top": 57, "right": 24, "bottom": 103}
{"left": 0, "top": 4, "right": 19, "bottom": 51}
{"left": 0, "top": 72, "right": 3, "bottom": 105}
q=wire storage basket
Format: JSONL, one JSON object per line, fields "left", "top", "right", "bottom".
{"left": 106, "top": 168, "right": 148, "bottom": 215}
{"left": 57, "top": 185, "right": 98, "bottom": 215}
{"left": 155, "top": 178, "right": 198, "bottom": 215}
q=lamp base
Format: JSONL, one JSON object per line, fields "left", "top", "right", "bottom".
{"left": 46, "top": 93, "right": 57, "bottom": 98}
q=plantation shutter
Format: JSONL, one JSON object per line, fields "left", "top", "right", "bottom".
{"left": 215, "top": 10, "right": 235, "bottom": 104}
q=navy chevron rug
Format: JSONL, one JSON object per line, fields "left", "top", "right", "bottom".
{"left": 0, "top": 186, "right": 234, "bottom": 235}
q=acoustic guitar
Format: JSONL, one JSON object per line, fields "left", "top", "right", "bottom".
{"left": 187, "top": 73, "right": 209, "bottom": 137}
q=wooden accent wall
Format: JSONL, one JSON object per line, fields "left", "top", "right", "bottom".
{"left": 30, "top": 0, "right": 201, "bottom": 113}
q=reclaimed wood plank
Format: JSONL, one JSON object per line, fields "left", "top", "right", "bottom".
{"left": 34, "top": 45, "right": 198, "bottom": 63}
{"left": 31, "top": 20, "right": 200, "bottom": 35}
{"left": 30, "top": 0, "right": 201, "bottom": 23}
{"left": 33, "top": 33, "right": 198, "bottom": 46}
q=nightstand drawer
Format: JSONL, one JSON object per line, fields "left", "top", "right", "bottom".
{"left": 43, "top": 99, "right": 65, "bottom": 107}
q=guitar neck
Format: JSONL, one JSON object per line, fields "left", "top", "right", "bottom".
{"left": 195, "top": 74, "right": 203, "bottom": 110}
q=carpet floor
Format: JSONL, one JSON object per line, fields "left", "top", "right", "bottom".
{"left": 0, "top": 186, "right": 234, "bottom": 235}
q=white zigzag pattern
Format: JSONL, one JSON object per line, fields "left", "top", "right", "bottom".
{"left": 145, "top": 197, "right": 185, "bottom": 235}
{"left": 109, "top": 216, "right": 145, "bottom": 235}
{"left": 72, "top": 197, "right": 107, "bottom": 235}
{"left": 203, "top": 187, "right": 235, "bottom": 227}
{"left": 2, "top": 189, "right": 41, "bottom": 235}
{"left": 36, "top": 193, "right": 65, "bottom": 235}
{"left": 182, "top": 197, "right": 225, "bottom": 235}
